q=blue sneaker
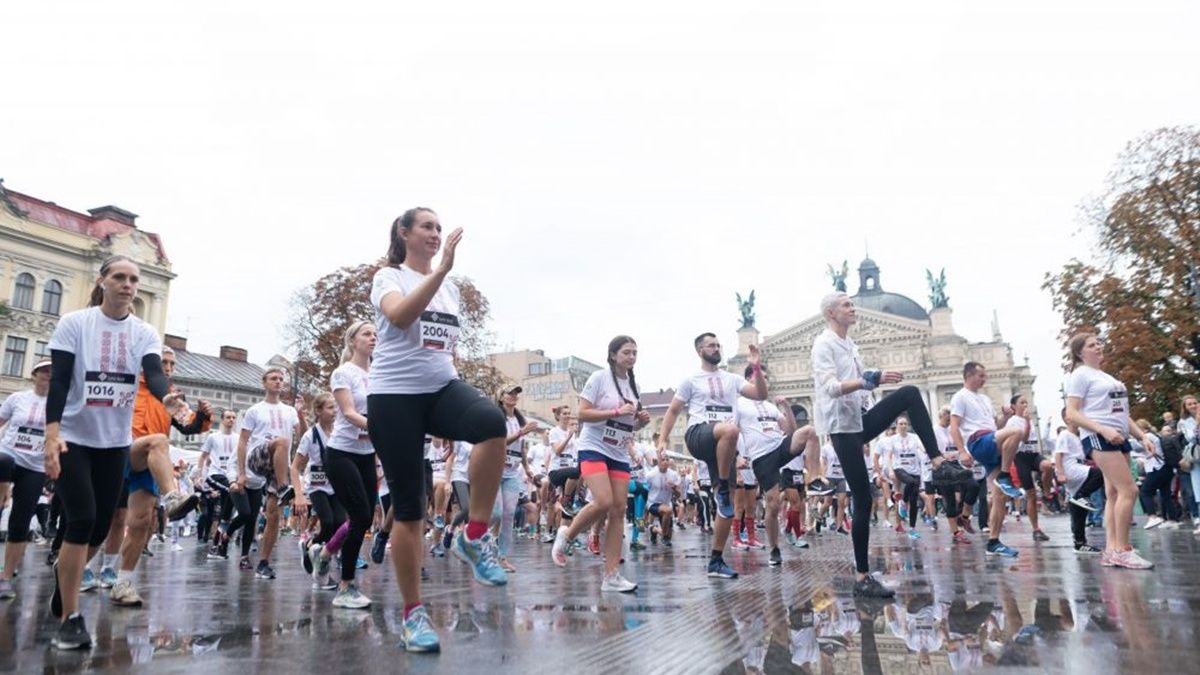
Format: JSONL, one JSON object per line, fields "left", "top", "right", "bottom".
{"left": 706, "top": 557, "right": 739, "bottom": 579}
{"left": 80, "top": 568, "right": 99, "bottom": 592}
{"left": 433, "top": 515, "right": 445, "bottom": 530}
{"left": 908, "top": 530, "right": 921, "bottom": 541}
{"left": 986, "top": 541, "right": 1019, "bottom": 558}
{"left": 98, "top": 567, "right": 117, "bottom": 589}
{"left": 356, "top": 558, "right": 368, "bottom": 570}
{"left": 714, "top": 489, "right": 735, "bottom": 519}
{"left": 451, "top": 531, "right": 508, "bottom": 587}
{"left": 400, "top": 605, "right": 441, "bottom": 653}
{"left": 995, "top": 475, "right": 1024, "bottom": 499}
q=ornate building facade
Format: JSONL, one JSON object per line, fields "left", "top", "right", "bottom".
{"left": 730, "top": 258, "right": 1036, "bottom": 429}
{"left": 0, "top": 180, "right": 173, "bottom": 398}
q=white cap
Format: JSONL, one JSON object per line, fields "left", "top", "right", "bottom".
{"left": 32, "top": 359, "right": 52, "bottom": 374}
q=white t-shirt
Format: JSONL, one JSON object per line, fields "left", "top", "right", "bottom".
{"left": 201, "top": 430, "right": 238, "bottom": 478}
{"left": 821, "top": 443, "right": 843, "bottom": 480}
{"left": 503, "top": 416, "right": 526, "bottom": 479}
{"left": 376, "top": 459, "right": 389, "bottom": 498}
{"left": 1065, "top": 365, "right": 1130, "bottom": 435}
{"left": 241, "top": 400, "right": 300, "bottom": 489}
{"left": 1005, "top": 416, "right": 1038, "bottom": 454}
{"left": 526, "top": 441, "right": 550, "bottom": 475}
{"left": 429, "top": 439, "right": 453, "bottom": 476}
{"left": 950, "top": 388, "right": 997, "bottom": 442}
{"left": 674, "top": 370, "right": 747, "bottom": 429}
{"left": 885, "top": 433, "right": 923, "bottom": 475}
{"left": 329, "top": 362, "right": 373, "bottom": 454}
{"left": 547, "top": 427, "right": 578, "bottom": 471}
{"left": 811, "top": 328, "right": 872, "bottom": 434}
{"left": 0, "top": 390, "right": 47, "bottom": 472}
{"left": 696, "top": 460, "right": 711, "bottom": 484}
{"left": 1053, "top": 430, "right": 1090, "bottom": 494}
{"left": 577, "top": 370, "right": 638, "bottom": 464}
{"left": 646, "top": 467, "right": 679, "bottom": 505}
{"left": 450, "top": 441, "right": 472, "bottom": 484}
{"left": 368, "top": 265, "right": 461, "bottom": 395}
{"left": 47, "top": 307, "right": 162, "bottom": 448}
{"left": 295, "top": 425, "right": 333, "bottom": 496}
{"left": 735, "top": 396, "right": 786, "bottom": 462}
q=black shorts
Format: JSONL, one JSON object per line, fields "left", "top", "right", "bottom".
{"left": 779, "top": 469, "right": 806, "bottom": 495}
{"left": 749, "top": 438, "right": 791, "bottom": 493}
{"left": 1014, "top": 452, "right": 1044, "bottom": 493}
{"left": 548, "top": 467, "right": 580, "bottom": 488}
{"left": 649, "top": 502, "right": 671, "bottom": 517}
{"left": 685, "top": 423, "right": 730, "bottom": 481}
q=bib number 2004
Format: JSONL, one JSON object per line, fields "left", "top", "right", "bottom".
{"left": 420, "top": 311, "right": 460, "bottom": 352}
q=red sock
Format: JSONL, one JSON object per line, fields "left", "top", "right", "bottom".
{"left": 404, "top": 602, "right": 422, "bottom": 619}
{"left": 465, "top": 521, "right": 487, "bottom": 541}
{"left": 746, "top": 517, "right": 756, "bottom": 537}
{"left": 787, "top": 510, "right": 799, "bottom": 535}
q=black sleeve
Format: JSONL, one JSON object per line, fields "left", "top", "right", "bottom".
{"left": 172, "top": 407, "right": 211, "bottom": 435}
{"left": 45, "top": 349, "right": 75, "bottom": 425}
{"left": 142, "top": 353, "right": 170, "bottom": 401}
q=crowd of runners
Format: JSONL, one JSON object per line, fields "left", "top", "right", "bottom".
{"left": 0, "top": 206, "right": 1189, "bottom": 654}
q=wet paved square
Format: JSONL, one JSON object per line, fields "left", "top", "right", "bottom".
{"left": 2, "top": 512, "right": 1198, "bottom": 673}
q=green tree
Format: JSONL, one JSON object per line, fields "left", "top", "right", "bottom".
{"left": 1043, "top": 126, "right": 1200, "bottom": 420}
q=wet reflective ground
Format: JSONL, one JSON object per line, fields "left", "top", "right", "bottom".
{"left": 2, "top": 511, "right": 1197, "bottom": 673}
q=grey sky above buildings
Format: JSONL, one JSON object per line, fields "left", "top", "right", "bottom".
{"left": 5, "top": 1, "right": 1199, "bottom": 427}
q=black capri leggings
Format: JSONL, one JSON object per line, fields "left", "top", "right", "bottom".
{"left": 894, "top": 469, "right": 922, "bottom": 528}
{"left": 449, "top": 480, "right": 471, "bottom": 529}
{"left": 324, "top": 449, "right": 378, "bottom": 581}
{"left": 1, "top": 461, "right": 46, "bottom": 542}
{"left": 308, "top": 490, "right": 347, "bottom": 545}
{"left": 938, "top": 476, "right": 980, "bottom": 518}
{"left": 227, "top": 487, "right": 264, "bottom": 557}
{"left": 57, "top": 444, "right": 128, "bottom": 547}
{"left": 368, "top": 380, "right": 506, "bottom": 522}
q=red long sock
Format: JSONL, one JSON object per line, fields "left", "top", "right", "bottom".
{"left": 787, "top": 510, "right": 799, "bottom": 536}
{"left": 746, "top": 517, "right": 756, "bottom": 539}
{"left": 465, "top": 520, "right": 487, "bottom": 541}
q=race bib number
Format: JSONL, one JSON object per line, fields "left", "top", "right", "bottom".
{"left": 84, "top": 371, "right": 136, "bottom": 408}
{"left": 1109, "top": 390, "right": 1128, "bottom": 414}
{"left": 602, "top": 420, "right": 633, "bottom": 448}
{"left": 14, "top": 425, "right": 45, "bottom": 452}
{"left": 505, "top": 447, "right": 523, "bottom": 469}
{"left": 704, "top": 405, "right": 733, "bottom": 424}
{"left": 309, "top": 469, "right": 327, "bottom": 487}
{"left": 758, "top": 415, "right": 780, "bottom": 434}
{"left": 420, "top": 311, "right": 460, "bottom": 351}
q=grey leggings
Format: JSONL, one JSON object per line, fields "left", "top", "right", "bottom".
{"left": 449, "top": 480, "right": 471, "bottom": 529}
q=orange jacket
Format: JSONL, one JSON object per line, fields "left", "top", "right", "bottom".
{"left": 132, "top": 378, "right": 211, "bottom": 439}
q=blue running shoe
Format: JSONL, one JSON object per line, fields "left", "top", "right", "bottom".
{"left": 908, "top": 530, "right": 921, "bottom": 541}
{"left": 451, "top": 531, "right": 508, "bottom": 587}
{"left": 400, "top": 605, "right": 441, "bottom": 653}
{"left": 80, "top": 568, "right": 98, "bottom": 592}
{"left": 714, "top": 489, "right": 735, "bottom": 519}
{"left": 433, "top": 515, "right": 445, "bottom": 530}
{"left": 356, "top": 558, "right": 368, "bottom": 570}
{"left": 98, "top": 567, "right": 117, "bottom": 589}
{"left": 706, "top": 557, "right": 739, "bottom": 579}
{"left": 986, "top": 541, "right": 1019, "bottom": 558}
{"left": 995, "top": 475, "right": 1024, "bottom": 499}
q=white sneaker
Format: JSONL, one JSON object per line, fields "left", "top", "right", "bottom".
{"left": 1162, "top": 521, "right": 1181, "bottom": 530}
{"left": 1111, "top": 548, "right": 1154, "bottom": 570}
{"left": 551, "top": 526, "right": 569, "bottom": 567}
{"left": 171, "top": 543, "right": 183, "bottom": 552}
{"left": 1144, "top": 516, "right": 1164, "bottom": 530}
{"left": 601, "top": 572, "right": 638, "bottom": 593}
{"left": 792, "top": 536, "right": 810, "bottom": 549}
{"left": 110, "top": 579, "right": 144, "bottom": 607}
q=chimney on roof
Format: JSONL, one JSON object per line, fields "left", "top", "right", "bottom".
{"left": 88, "top": 205, "right": 138, "bottom": 227}
{"left": 219, "top": 346, "right": 248, "bottom": 362}
{"left": 163, "top": 334, "right": 188, "bottom": 352}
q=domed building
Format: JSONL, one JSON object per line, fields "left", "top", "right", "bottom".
{"left": 729, "top": 258, "right": 1036, "bottom": 428}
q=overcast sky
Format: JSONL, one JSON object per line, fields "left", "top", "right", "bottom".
{"left": 5, "top": 1, "right": 1199, "bottom": 427}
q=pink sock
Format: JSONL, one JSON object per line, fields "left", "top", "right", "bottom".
{"left": 465, "top": 521, "right": 487, "bottom": 541}
{"left": 326, "top": 521, "right": 350, "bottom": 554}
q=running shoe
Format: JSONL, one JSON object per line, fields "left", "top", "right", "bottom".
{"left": 853, "top": 574, "right": 895, "bottom": 599}
{"left": 552, "top": 523, "right": 571, "bottom": 564}
{"left": 601, "top": 572, "right": 638, "bottom": 593}
{"left": 1143, "top": 516, "right": 1164, "bottom": 530}
{"left": 836, "top": 527, "right": 849, "bottom": 535}
{"left": 52, "top": 614, "right": 91, "bottom": 651}
{"left": 0, "top": 579, "right": 14, "bottom": 600}
{"left": 1162, "top": 520, "right": 1182, "bottom": 530}
{"left": 301, "top": 540, "right": 314, "bottom": 575}
{"left": 356, "top": 558, "right": 368, "bottom": 570}
{"left": 907, "top": 530, "right": 921, "bottom": 541}
{"left": 98, "top": 567, "right": 117, "bottom": 589}
{"left": 276, "top": 485, "right": 295, "bottom": 505}
{"left": 650, "top": 529, "right": 658, "bottom": 546}
{"left": 1032, "top": 529, "right": 1050, "bottom": 542}
{"left": 793, "top": 536, "right": 810, "bottom": 549}
{"left": 110, "top": 579, "right": 144, "bottom": 607}
{"left": 309, "top": 544, "right": 328, "bottom": 579}
{"left": 1100, "top": 549, "right": 1116, "bottom": 566}
{"left": 255, "top": 560, "right": 277, "bottom": 580}
{"left": 433, "top": 515, "right": 445, "bottom": 530}
{"left": 430, "top": 544, "right": 446, "bottom": 558}
{"left": 239, "top": 557, "right": 253, "bottom": 571}
{"left": 332, "top": 583, "right": 372, "bottom": 609}
{"left": 629, "top": 540, "right": 647, "bottom": 552}
{"left": 452, "top": 531, "right": 508, "bottom": 586}
{"left": 171, "top": 543, "right": 183, "bottom": 552}
{"left": 958, "top": 515, "right": 976, "bottom": 534}
{"left": 807, "top": 479, "right": 835, "bottom": 496}
{"left": 313, "top": 574, "right": 338, "bottom": 591}
{"left": 80, "top": 568, "right": 98, "bottom": 592}
{"left": 164, "top": 490, "right": 199, "bottom": 522}
{"left": 588, "top": 533, "right": 601, "bottom": 556}
{"left": 731, "top": 538, "right": 750, "bottom": 551}
{"left": 558, "top": 502, "right": 578, "bottom": 519}
{"left": 539, "top": 532, "right": 556, "bottom": 544}
{"left": 784, "top": 532, "right": 796, "bottom": 546}
{"left": 768, "top": 548, "right": 783, "bottom": 567}
{"left": 985, "top": 541, "right": 1019, "bottom": 558}
{"left": 953, "top": 530, "right": 971, "bottom": 545}
{"left": 747, "top": 535, "right": 766, "bottom": 550}
{"left": 931, "top": 460, "right": 974, "bottom": 486}
{"left": 714, "top": 488, "right": 735, "bottom": 519}
{"left": 400, "top": 605, "right": 440, "bottom": 653}
{"left": 706, "top": 557, "right": 739, "bottom": 579}
{"left": 372, "top": 534, "right": 389, "bottom": 565}
{"left": 663, "top": 539, "right": 673, "bottom": 549}
{"left": 1112, "top": 547, "right": 1154, "bottom": 570}
{"left": 995, "top": 475, "right": 1024, "bottom": 499}
{"left": 1074, "top": 543, "right": 1101, "bottom": 555}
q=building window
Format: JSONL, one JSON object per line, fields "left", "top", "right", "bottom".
{"left": 35, "top": 341, "right": 49, "bottom": 360}
{"left": 12, "top": 273, "right": 35, "bottom": 310}
{"left": 3, "top": 337, "right": 28, "bottom": 377}
{"left": 41, "top": 279, "right": 63, "bottom": 315}
{"left": 529, "top": 362, "right": 547, "bottom": 376}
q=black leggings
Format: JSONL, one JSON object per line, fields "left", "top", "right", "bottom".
{"left": 697, "top": 487, "right": 713, "bottom": 528}
{"left": 308, "top": 490, "right": 347, "bottom": 545}
{"left": 368, "top": 380, "right": 506, "bottom": 522}
{"left": 227, "top": 487, "right": 264, "bottom": 557}
{"left": 1071, "top": 469, "right": 1106, "bottom": 544}
{"left": 57, "top": 444, "right": 128, "bottom": 547}
{"left": 324, "top": 449, "right": 377, "bottom": 581}
{"left": 1139, "top": 465, "right": 1176, "bottom": 519}
{"left": 829, "top": 385, "right": 941, "bottom": 574}
{"left": 449, "top": 481, "right": 471, "bottom": 529}
{"left": 895, "top": 469, "right": 922, "bottom": 528}
{"left": 938, "top": 477, "right": 980, "bottom": 518}
{"left": 2, "top": 463, "right": 47, "bottom": 542}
